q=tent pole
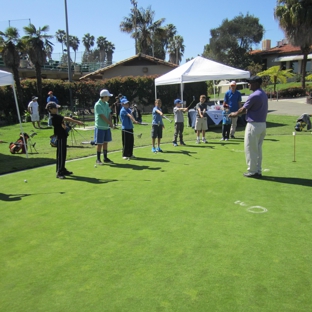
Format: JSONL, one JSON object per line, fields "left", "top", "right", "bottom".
{"left": 12, "top": 85, "right": 29, "bottom": 158}
{"left": 180, "top": 83, "right": 183, "bottom": 103}
{"left": 155, "top": 84, "right": 157, "bottom": 100}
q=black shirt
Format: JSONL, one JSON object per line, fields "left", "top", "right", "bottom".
{"left": 51, "top": 114, "right": 68, "bottom": 138}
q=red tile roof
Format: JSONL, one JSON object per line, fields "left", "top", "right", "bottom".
{"left": 251, "top": 43, "right": 304, "bottom": 56}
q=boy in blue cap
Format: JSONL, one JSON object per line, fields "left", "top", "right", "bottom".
{"left": 172, "top": 99, "right": 188, "bottom": 146}
{"left": 120, "top": 97, "right": 139, "bottom": 160}
{"left": 151, "top": 99, "right": 164, "bottom": 153}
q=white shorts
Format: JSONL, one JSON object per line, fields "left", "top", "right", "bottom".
{"left": 195, "top": 117, "right": 208, "bottom": 131}
{"left": 31, "top": 114, "right": 40, "bottom": 122}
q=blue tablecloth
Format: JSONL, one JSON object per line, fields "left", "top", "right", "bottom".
{"left": 188, "top": 109, "right": 223, "bottom": 127}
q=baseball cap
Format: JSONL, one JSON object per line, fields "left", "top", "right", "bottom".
{"left": 120, "top": 98, "right": 129, "bottom": 105}
{"left": 247, "top": 76, "right": 262, "bottom": 84}
{"left": 174, "top": 99, "right": 182, "bottom": 105}
{"left": 32, "top": 96, "right": 38, "bottom": 100}
{"left": 230, "top": 81, "right": 236, "bottom": 86}
{"left": 100, "top": 89, "right": 113, "bottom": 97}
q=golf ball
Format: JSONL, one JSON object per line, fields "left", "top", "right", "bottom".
{"left": 24, "top": 179, "right": 27, "bottom": 183}
{"left": 94, "top": 165, "right": 97, "bottom": 168}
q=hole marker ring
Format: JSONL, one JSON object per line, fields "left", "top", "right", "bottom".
{"left": 247, "top": 206, "right": 268, "bottom": 214}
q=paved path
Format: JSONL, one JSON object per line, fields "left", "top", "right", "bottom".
{"left": 268, "top": 97, "right": 312, "bottom": 116}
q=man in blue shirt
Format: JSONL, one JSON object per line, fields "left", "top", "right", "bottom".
{"left": 223, "top": 81, "right": 242, "bottom": 138}
{"left": 47, "top": 91, "right": 60, "bottom": 126}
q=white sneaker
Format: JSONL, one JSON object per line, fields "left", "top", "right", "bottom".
{"left": 123, "top": 156, "right": 130, "bottom": 160}
{"left": 196, "top": 139, "right": 200, "bottom": 144}
{"left": 202, "top": 138, "right": 207, "bottom": 143}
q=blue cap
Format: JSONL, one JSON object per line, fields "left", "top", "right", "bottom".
{"left": 120, "top": 98, "right": 129, "bottom": 105}
{"left": 174, "top": 99, "right": 182, "bottom": 105}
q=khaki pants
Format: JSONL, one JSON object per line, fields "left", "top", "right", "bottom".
{"left": 230, "top": 116, "right": 238, "bottom": 136}
{"left": 244, "top": 122, "right": 266, "bottom": 174}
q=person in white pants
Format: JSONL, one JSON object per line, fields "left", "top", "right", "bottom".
{"left": 229, "top": 76, "right": 268, "bottom": 178}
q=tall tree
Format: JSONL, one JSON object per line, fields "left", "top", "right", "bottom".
{"left": 209, "top": 13, "right": 264, "bottom": 69}
{"left": 274, "top": 0, "right": 312, "bottom": 89}
{"left": 0, "top": 27, "right": 24, "bottom": 108}
{"left": 23, "top": 24, "right": 53, "bottom": 106}
{"left": 105, "top": 41, "right": 115, "bottom": 65}
{"left": 82, "top": 33, "right": 95, "bottom": 63}
{"left": 96, "top": 36, "right": 108, "bottom": 63}
{"left": 120, "top": 5, "right": 165, "bottom": 55}
{"left": 167, "top": 35, "right": 185, "bottom": 65}
{"left": 55, "top": 29, "right": 66, "bottom": 54}
{"left": 68, "top": 35, "right": 79, "bottom": 64}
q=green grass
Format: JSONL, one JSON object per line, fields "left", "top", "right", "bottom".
{"left": 1, "top": 112, "right": 312, "bottom": 311}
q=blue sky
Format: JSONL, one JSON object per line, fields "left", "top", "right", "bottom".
{"left": 0, "top": 0, "right": 285, "bottom": 64}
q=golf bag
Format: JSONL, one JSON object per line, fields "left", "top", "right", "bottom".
{"left": 294, "top": 113, "right": 311, "bottom": 132}
{"left": 9, "top": 133, "right": 29, "bottom": 154}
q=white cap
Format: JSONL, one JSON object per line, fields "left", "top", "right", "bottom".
{"left": 100, "top": 89, "right": 113, "bottom": 97}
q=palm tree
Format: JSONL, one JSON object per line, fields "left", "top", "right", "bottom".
{"left": 23, "top": 24, "right": 53, "bottom": 105}
{"left": 68, "top": 35, "right": 79, "bottom": 64}
{"left": 274, "top": 0, "right": 312, "bottom": 89}
{"left": 96, "top": 36, "right": 108, "bottom": 64}
{"left": 55, "top": 29, "right": 66, "bottom": 54}
{"left": 0, "top": 27, "right": 24, "bottom": 108}
{"left": 257, "top": 65, "right": 295, "bottom": 93}
{"left": 105, "top": 41, "right": 115, "bottom": 65}
{"left": 82, "top": 33, "right": 95, "bottom": 63}
{"left": 120, "top": 5, "right": 165, "bottom": 55}
{"left": 167, "top": 35, "right": 185, "bottom": 65}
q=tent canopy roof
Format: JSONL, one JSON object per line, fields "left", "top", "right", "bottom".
{"left": 155, "top": 56, "right": 250, "bottom": 86}
{"left": 0, "top": 70, "right": 14, "bottom": 86}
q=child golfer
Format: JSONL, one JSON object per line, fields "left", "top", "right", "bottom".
{"left": 151, "top": 99, "right": 164, "bottom": 153}
{"left": 120, "top": 97, "right": 139, "bottom": 160}
{"left": 46, "top": 102, "right": 84, "bottom": 179}
{"left": 94, "top": 89, "right": 115, "bottom": 165}
{"left": 172, "top": 99, "right": 188, "bottom": 146}
{"left": 221, "top": 104, "right": 231, "bottom": 141}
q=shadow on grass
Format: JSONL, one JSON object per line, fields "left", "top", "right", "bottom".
{"left": 187, "top": 144, "right": 215, "bottom": 149}
{"left": 110, "top": 163, "right": 162, "bottom": 171}
{"left": 261, "top": 176, "right": 312, "bottom": 187}
{"left": 67, "top": 176, "right": 118, "bottom": 184}
{"left": 163, "top": 150, "right": 197, "bottom": 157}
{"left": 266, "top": 121, "right": 288, "bottom": 128}
{"left": 0, "top": 191, "right": 65, "bottom": 201}
{"left": 132, "top": 157, "right": 169, "bottom": 162}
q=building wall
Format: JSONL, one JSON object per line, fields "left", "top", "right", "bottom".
{"left": 101, "top": 64, "right": 173, "bottom": 79}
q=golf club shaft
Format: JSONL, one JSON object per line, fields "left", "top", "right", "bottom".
{"left": 163, "top": 115, "right": 172, "bottom": 123}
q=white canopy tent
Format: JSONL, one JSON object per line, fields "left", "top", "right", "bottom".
{"left": 154, "top": 56, "right": 250, "bottom": 101}
{"left": 0, "top": 70, "right": 28, "bottom": 157}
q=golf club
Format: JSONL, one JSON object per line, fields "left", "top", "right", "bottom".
{"left": 118, "top": 128, "right": 142, "bottom": 138}
{"left": 163, "top": 115, "right": 173, "bottom": 123}
{"left": 186, "top": 96, "right": 196, "bottom": 109}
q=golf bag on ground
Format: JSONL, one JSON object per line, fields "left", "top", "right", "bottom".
{"left": 294, "top": 113, "right": 311, "bottom": 132}
{"left": 50, "top": 125, "right": 71, "bottom": 147}
{"left": 9, "top": 133, "right": 29, "bottom": 154}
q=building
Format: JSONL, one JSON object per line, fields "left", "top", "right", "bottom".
{"left": 251, "top": 39, "right": 312, "bottom": 74}
{"left": 79, "top": 53, "right": 178, "bottom": 81}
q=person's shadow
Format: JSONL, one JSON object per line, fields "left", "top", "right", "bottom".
{"left": 260, "top": 176, "right": 312, "bottom": 187}
{"left": 0, "top": 193, "right": 31, "bottom": 201}
{"left": 66, "top": 176, "right": 118, "bottom": 184}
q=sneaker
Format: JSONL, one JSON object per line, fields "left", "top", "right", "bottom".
{"left": 180, "top": 141, "right": 186, "bottom": 146}
{"left": 123, "top": 156, "right": 130, "bottom": 160}
{"left": 173, "top": 141, "right": 178, "bottom": 147}
{"left": 96, "top": 160, "right": 104, "bottom": 165}
{"left": 56, "top": 174, "right": 66, "bottom": 179}
{"left": 152, "top": 147, "right": 157, "bottom": 153}
{"left": 231, "top": 135, "right": 235, "bottom": 139}
{"left": 104, "top": 158, "right": 113, "bottom": 164}
{"left": 202, "top": 138, "right": 207, "bottom": 143}
{"left": 130, "top": 155, "right": 136, "bottom": 159}
{"left": 156, "top": 147, "right": 163, "bottom": 152}
{"left": 225, "top": 138, "right": 228, "bottom": 141}
{"left": 196, "top": 139, "right": 200, "bottom": 144}
{"left": 220, "top": 138, "right": 225, "bottom": 141}
{"left": 243, "top": 172, "right": 259, "bottom": 178}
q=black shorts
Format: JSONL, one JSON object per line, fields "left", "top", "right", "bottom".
{"left": 151, "top": 124, "right": 162, "bottom": 139}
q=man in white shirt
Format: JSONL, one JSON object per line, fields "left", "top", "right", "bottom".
{"left": 28, "top": 96, "right": 41, "bottom": 129}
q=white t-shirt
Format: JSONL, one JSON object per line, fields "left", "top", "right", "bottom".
{"left": 28, "top": 101, "right": 39, "bottom": 114}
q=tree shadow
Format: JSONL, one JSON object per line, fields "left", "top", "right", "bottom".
{"left": 260, "top": 176, "right": 312, "bottom": 187}
{"left": 266, "top": 121, "right": 288, "bottom": 129}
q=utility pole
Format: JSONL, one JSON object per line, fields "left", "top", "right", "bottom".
{"left": 131, "top": 0, "right": 138, "bottom": 54}
{"left": 64, "top": 0, "right": 73, "bottom": 110}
